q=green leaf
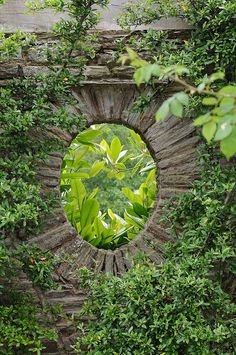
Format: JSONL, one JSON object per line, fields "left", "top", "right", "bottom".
{"left": 87, "top": 187, "right": 99, "bottom": 200}
{"left": 93, "top": 217, "right": 106, "bottom": 238}
{"left": 193, "top": 113, "right": 210, "bottom": 126}
{"left": 197, "top": 82, "right": 206, "bottom": 92}
{"left": 202, "top": 121, "right": 217, "bottom": 142}
{"left": 80, "top": 224, "right": 93, "bottom": 240}
{"left": 202, "top": 97, "right": 218, "bottom": 106}
{"left": 219, "top": 85, "right": 236, "bottom": 96}
{"left": 209, "top": 72, "right": 225, "bottom": 82}
{"left": 219, "top": 97, "right": 235, "bottom": 107}
{"left": 117, "top": 150, "right": 128, "bottom": 161}
{"left": 139, "top": 64, "right": 161, "bottom": 83}
{"left": 76, "top": 129, "right": 102, "bottom": 144}
{"left": 175, "top": 92, "right": 189, "bottom": 106}
{"left": 220, "top": 127, "right": 236, "bottom": 159}
{"left": 89, "top": 161, "right": 105, "bottom": 177}
{"left": 124, "top": 209, "right": 145, "bottom": 229}
{"left": 71, "top": 179, "right": 86, "bottom": 209}
{"left": 73, "top": 147, "right": 90, "bottom": 165}
{"left": 126, "top": 47, "right": 138, "bottom": 61}
{"left": 109, "top": 137, "right": 122, "bottom": 163}
{"left": 61, "top": 172, "right": 89, "bottom": 179}
{"left": 155, "top": 101, "right": 169, "bottom": 122}
{"left": 133, "top": 203, "right": 149, "bottom": 217}
{"left": 214, "top": 122, "right": 232, "bottom": 141}
{"left": 122, "top": 187, "right": 142, "bottom": 205}
{"left": 80, "top": 198, "right": 99, "bottom": 230}
{"left": 114, "top": 172, "right": 125, "bottom": 180}
{"left": 170, "top": 99, "right": 183, "bottom": 117}
{"left": 134, "top": 68, "right": 144, "bottom": 86}
{"left": 151, "top": 64, "right": 161, "bottom": 77}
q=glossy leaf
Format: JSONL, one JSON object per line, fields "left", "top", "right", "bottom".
{"left": 76, "top": 129, "right": 102, "bottom": 144}
{"left": 80, "top": 199, "right": 99, "bottom": 230}
{"left": 220, "top": 127, "right": 236, "bottom": 159}
{"left": 214, "top": 122, "right": 232, "bottom": 141}
{"left": 202, "top": 121, "right": 217, "bottom": 142}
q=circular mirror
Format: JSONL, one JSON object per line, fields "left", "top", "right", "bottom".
{"left": 60, "top": 124, "right": 157, "bottom": 250}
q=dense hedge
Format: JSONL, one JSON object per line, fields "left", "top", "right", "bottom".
{"left": 0, "top": 0, "right": 107, "bottom": 352}
{"left": 0, "top": 0, "right": 235, "bottom": 353}
{"left": 73, "top": 0, "right": 236, "bottom": 353}
{"left": 76, "top": 148, "right": 236, "bottom": 354}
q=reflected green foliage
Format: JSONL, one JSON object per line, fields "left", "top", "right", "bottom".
{"left": 61, "top": 124, "right": 157, "bottom": 249}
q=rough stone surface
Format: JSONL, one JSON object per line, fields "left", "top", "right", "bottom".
{"left": 1, "top": 28, "right": 201, "bottom": 354}
{"left": 0, "top": 0, "right": 193, "bottom": 33}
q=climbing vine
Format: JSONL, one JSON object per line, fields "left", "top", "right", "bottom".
{"left": 117, "top": 0, "right": 236, "bottom": 158}
{"left": 72, "top": 0, "right": 236, "bottom": 353}
{"left": 76, "top": 147, "right": 236, "bottom": 354}
{"left": 118, "top": 0, "right": 236, "bottom": 81}
{"left": 0, "top": 0, "right": 107, "bottom": 352}
{"left": 0, "top": 0, "right": 235, "bottom": 353}
{"left": 122, "top": 50, "right": 236, "bottom": 159}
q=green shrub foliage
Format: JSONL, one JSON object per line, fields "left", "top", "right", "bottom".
{"left": 123, "top": 50, "right": 236, "bottom": 159}
{"left": 118, "top": 0, "right": 236, "bottom": 159}
{"left": 0, "top": 244, "right": 57, "bottom": 353}
{"left": 0, "top": 0, "right": 107, "bottom": 352}
{"left": 61, "top": 124, "right": 157, "bottom": 249}
{"left": 0, "top": 302, "right": 57, "bottom": 354}
{"left": 118, "top": 0, "right": 236, "bottom": 81}
{"left": 1, "top": 0, "right": 235, "bottom": 353}
{"left": 76, "top": 148, "right": 236, "bottom": 354}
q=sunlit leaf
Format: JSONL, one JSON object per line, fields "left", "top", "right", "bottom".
{"left": 76, "top": 129, "right": 102, "bottom": 144}
{"left": 193, "top": 113, "right": 211, "bottom": 126}
{"left": 214, "top": 122, "right": 232, "bottom": 141}
{"left": 202, "top": 121, "right": 217, "bottom": 142}
{"left": 170, "top": 99, "right": 183, "bottom": 117}
{"left": 155, "top": 101, "right": 169, "bottom": 122}
{"left": 109, "top": 137, "right": 122, "bottom": 163}
{"left": 80, "top": 199, "right": 99, "bottom": 230}
{"left": 202, "top": 97, "right": 218, "bottom": 106}
{"left": 220, "top": 127, "right": 236, "bottom": 159}
{"left": 89, "top": 161, "right": 105, "bottom": 177}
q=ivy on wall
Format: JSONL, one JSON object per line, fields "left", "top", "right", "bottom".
{"left": 118, "top": 0, "right": 236, "bottom": 81}
{"left": 117, "top": 0, "right": 236, "bottom": 159}
{"left": 0, "top": 0, "right": 107, "bottom": 352}
{"left": 73, "top": 0, "right": 236, "bottom": 353}
{"left": 0, "top": 0, "right": 235, "bottom": 353}
{"left": 76, "top": 147, "right": 236, "bottom": 354}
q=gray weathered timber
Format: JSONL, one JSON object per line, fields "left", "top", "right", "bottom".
{"left": 1, "top": 26, "right": 201, "bottom": 353}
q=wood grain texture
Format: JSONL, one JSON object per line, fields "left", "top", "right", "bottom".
{"left": 2, "top": 28, "right": 200, "bottom": 353}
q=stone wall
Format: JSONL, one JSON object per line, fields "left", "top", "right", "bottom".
{"left": 0, "top": 0, "right": 192, "bottom": 32}
{"left": 1, "top": 28, "right": 201, "bottom": 353}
